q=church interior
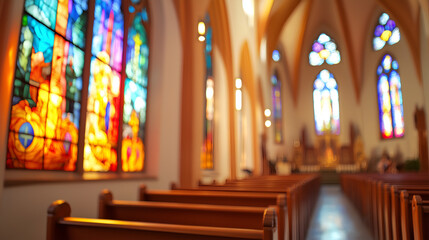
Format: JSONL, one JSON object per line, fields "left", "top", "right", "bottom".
{"left": 1, "top": 0, "right": 429, "bottom": 239}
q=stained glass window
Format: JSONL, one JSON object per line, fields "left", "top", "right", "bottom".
{"left": 313, "top": 69, "right": 340, "bottom": 135}
{"left": 122, "top": 1, "right": 149, "bottom": 172}
{"left": 201, "top": 14, "right": 214, "bottom": 170}
{"left": 377, "top": 54, "right": 404, "bottom": 139}
{"left": 84, "top": 0, "right": 124, "bottom": 172}
{"left": 373, "top": 13, "right": 400, "bottom": 51}
{"left": 271, "top": 72, "right": 283, "bottom": 143}
{"left": 272, "top": 50, "right": 280, "bottom": 62}
{"left": 7, "top": 0, "right": 87, "bottom": 171}
{"left": 309, "top": 33, "right": 341, "bottom": 66}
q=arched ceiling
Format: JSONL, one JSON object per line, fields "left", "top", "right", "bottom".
{"left": 259, "top": 0, "right": 423, "bottom": 104}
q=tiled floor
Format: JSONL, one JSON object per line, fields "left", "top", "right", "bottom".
{"left": 306, "top": 185, "right": 374, "bottom": 240}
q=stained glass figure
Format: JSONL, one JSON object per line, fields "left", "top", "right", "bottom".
{"left": 373, "top": 13, "right": 400, "bottom": 51}
{"left": 309, "top": 33, "right": 341, "bottom": 66}
{"left": 377, "top": 54, "right": 404, "bottom": 139}
{"left": 122, "top": 2, "right": 149, "bottom": 172}
{"left": 7, "top": 0, "right": 87, "bottom": 171}
{"left": 201, "top": 14, "right": 214, "bottom": 170}
{"left": 84, "top": 0, "right": 123, "bottom": 172}
{"left": 313, "top": 69, "right": 340, "bottom": 135}
{"left": 271, "top": 72, "right": 283, "bottom": 143}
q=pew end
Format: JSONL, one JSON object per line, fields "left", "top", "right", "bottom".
{"left": 47, "top": 200, "right": 71, "bottom": 240}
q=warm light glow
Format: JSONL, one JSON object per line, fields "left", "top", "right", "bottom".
{"left": 235, "top": 78, "right": 242, "bottom": 89}
{"left": 206, "top": 78, "right": 214, "bottom": 99}
{"left": 242, "top": 0, "right": 254, "bottom": 17}
{"left": 198, "top": 21, "right": 205, "bottom": 35}
{"left": 264, "top": 109, "right": 271, "bottom": 117}
{"left": 236, "top": 89, "right": 242, "bottom": 111}
{"left": 265, "top": 120, "right": 271, "bottom": 127}
{"left": 198, "top": 36, "right": 206, "bottom": 42}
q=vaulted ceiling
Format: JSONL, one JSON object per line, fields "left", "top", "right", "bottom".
{"left": 259, "top": 0, "right": 424, "bottom": 104}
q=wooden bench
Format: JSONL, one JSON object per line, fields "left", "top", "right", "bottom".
{"left": 139, "top": 185, "right": 287, "bottom": 240}
{"left": 400, "top": 190, "right": 429, "bottom": 240}
{"left": 411, "top": 195, "right": 429, "bottom": 240}
{"left": 171, "top": 174, "right": 320, "bottom": 240}
{"left": 47, "top": 200, "right": 278, "bottom": 240}
{"left": 99, "top": 189, "right": 279, "bottom": 234}
{"left": 341, "top": 173, "right": 429, "bottom": 240}
{"left": 390, "top": 186, "right": 429, "bottom": 240}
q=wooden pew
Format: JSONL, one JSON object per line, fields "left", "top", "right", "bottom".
{"left": 390, "top": 186, "right": 429, "bottom": 240}
{"left": 400, "top": 190, "right": 429, "bottom": 240}
{"left": 411, "top": 195, "right": 429, "bottom": 240}
{"left": 99, "top": 189, "right": 278, "bottom": 234}
{"left": 340, "top": 173, "right": 429, "bottom": 240}
{"left": 139, "top": 185, "right": 287, "bottom": 240}
{"left": 170, "top": 174, "right": 320, "bottom": 240}
{"left": 47, "top": 200, "right": 278, "bottom": 240}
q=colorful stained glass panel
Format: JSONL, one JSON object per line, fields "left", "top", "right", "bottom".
{"left": 309, "top": 33, "right": 341, "bottom": 66}
{"left": 201, "top": 14, "right": 214, "bottom": 170}
{"left": 271, "top": 73, "right": 283, "bottom": 143}
{"left": 313, "top": 69, "right": 340, "bottom": 135}
{"left": 92, "top": 0, "right": 124, "bottom": 71}
{"left": 7, "top": 10, "right": 83, "bottom": 171}
{"left": 377, "top": 54, "right": 404, "bottom": 139}
{"left": 373, "top": 13, "right": 400, "bottom": 51}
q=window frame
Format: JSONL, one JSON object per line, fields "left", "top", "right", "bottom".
{"left": 5, "top": 0, "right": 155, "bottom": 186}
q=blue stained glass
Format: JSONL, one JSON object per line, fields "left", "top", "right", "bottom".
{"left": 272, "top": 50, "right": 280, "bottom": 62}
{"left": 25, "top": 0, "right": 58, "bottom": 29}
{"left": 142, "top": 8, "right": 148, "bottom": 22}
{"left": 129, "top": 6, "right": 135, "bottom": 13}
{"left": 385, "top": 20, "right": 396, "bottom": 31}
{"left": 377, "top": 54, "right": 404, "bottom": 139}
{"left": 374, "top": 25, "right": 384, "bottom": 37}
{"left": 377, "top": 66, "right": 383, "bottom": 75}
{"left": 392, "top": 60, "right": 399, "bottom": 70}
{"left": 272, "top": 72, "right": 283, "bottom": 143}
{"left": 92, "top": 0, "right": 124, "bottom": 71}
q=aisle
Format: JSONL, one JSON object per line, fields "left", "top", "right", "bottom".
{"left": 306, "top": 185, "right": 373, "bottom": 240}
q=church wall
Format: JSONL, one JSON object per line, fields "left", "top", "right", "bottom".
{"left": 266, "top": 61, "right": 296, "bottom": 163}
{"left": 0, "top": 0, "right": 182, "bottom": 239}
{"left": 229, "top": 1, "right": 263, "bottom": 178}
{"left": 419, "top": 12, "right": 429, "bottom": 170}
{"left": 0, "top": 0, "right": 22, "bottom": 206}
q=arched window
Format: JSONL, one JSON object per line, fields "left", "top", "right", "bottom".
{"left": 313, "top": 69, "right": 340, "bottom": 135}
{"left": 7, "top": 0, "right": 150, "bottom": 174}
{"left": 377, "top": 54, "right": 404, "bottom": 139}
{"left": 309, "top": 33, "right": 341, "bottom": 66}
{"left": 373, "top": 13, "right": 400, "bottom": 51}
{"left": 201, "top": 14, "right": 214, "bottom": 169}
{"left": 121, "top": 1, "right": 149, "bottom": 172}
{"left": 271, "top": 71, "right": 283, "bottom": 143}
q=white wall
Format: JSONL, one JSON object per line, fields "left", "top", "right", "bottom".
{"left": 0, "top": 1, "right": 182, "bottom": 239}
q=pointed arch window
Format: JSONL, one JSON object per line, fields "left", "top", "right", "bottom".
{"left": 7, "top": 0, "right": 151, "bottom": 175}
{"left": 201, "top": 14, "right": 214, "bottom": 170}
{"left": 309, "top": 33, "right": 341, "bottom": 66}
{"left": 373, "top": 13, "right": 400, "bottom": 51}
{"left": 377, "top": 54, "right": 404, "bottom": 139}
{"left": 313, "top": 70, "right": 340, "bottom": 135}
{"left": 271, "top": 71, "right": 283, "bottom": 143}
